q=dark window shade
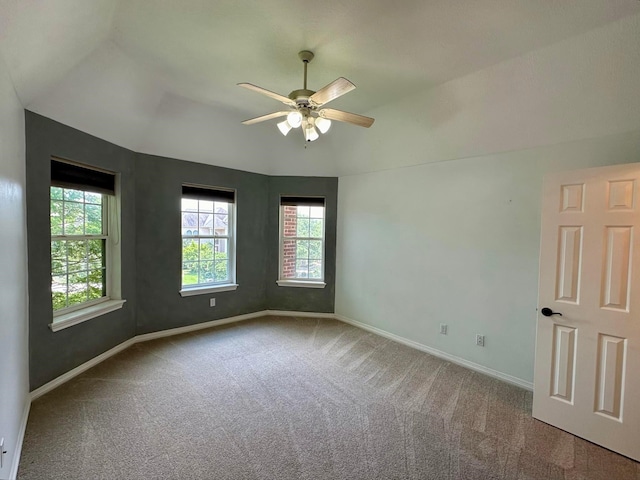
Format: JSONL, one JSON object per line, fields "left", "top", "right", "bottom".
{"left": 280, "top": 196, "right": 325, "bottom": 207}
{"left": 51, "top": 160, "right": 115, "bottom": 195}
{"left": 182, "top": 185, "right": 236, "bottom": 203}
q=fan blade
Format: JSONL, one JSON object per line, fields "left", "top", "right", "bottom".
{"left": 241, "top": 111, "right": 290, "bottom": 125}
{"left": 319, "top": 108, "right": 375, "bottom": 128}
{"left": 237, "top": 83, "right": 296, "bottom": 106}
{"left": 309, "top": 77, "right": 356, "bottom": 106}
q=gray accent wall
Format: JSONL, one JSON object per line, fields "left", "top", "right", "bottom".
{"left": 26, "top": 112, "right": 137, "bottom": 390}
{"left": 134, "top": 154, "right": 269, "bottom": 334}
{"left": 266, "top": 176, "right": 338, "bottom": 313}
{"left": 26, "top": 111, "right": 338, "bottom": 389}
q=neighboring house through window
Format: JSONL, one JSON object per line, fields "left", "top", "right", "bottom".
{"left": 180, "top": 184, "right": 237, "bottom": 296}
{"left": 277, "top": 196, "right": 326, "bottom": 288}
{"left": 49, "top": 158, "right": 125, "bottom": 332}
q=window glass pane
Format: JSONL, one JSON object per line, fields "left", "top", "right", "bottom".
{"left": 200, "top": 239, "right": 214, "bottom": 260}
{"left": 309, "top": 219, "right": 323, "bottom": 238}
{"left": 51, "top": 258, "right": 66, "bottom": 275}
{"left": 296, "top": 216, "right": 310, "bottom": 237}
{"left": 182, "top": 262, "right": 198, "bottom": 286}
{"left": 64, "top": 201, "right": 85, "bottom": 235}
{"left": 52, "top": 292, "right": 67, "bottom": 311}
{"left": 199, "top": 261, "right": 214, "bottom": 284}
{"left": 88, "top": 268, "right": 105, "bottom": 299}
{"left": 88, "top": 239, "right": 104, "bottom": 264}
{"left": 282, "top": 240, "right": 296, "bottom": 279}
{"left": 297, "top": 206, "right": 310, "bottom": 218}
{"left": 68, "top": 271, "right": 88, "bottom": 287}
{"left": 84, "top": 191, "right": 102, "bottom": 205}
{"left": 51, "top": 240, "right": 66, "bottom": 262}
{"left": 215, "top": 202, "right": 229, "bottom": 214}
{"left": 182, "top": 198, "right": 198, "bottom": 211}
{"left": 283, "top": 206, "right": 297, "bottom": 238}
{"left": 308, "top": 261, "right": 322, "bottom": 279}
{"left": 282, "top": 268, "right": 295, "bottom": 279}
{"left": 296, "top": 240, "right": 309, "bottom": 259}
{"left": 296, "top": 259, "right": 309, "bottom": 278}
{"left": 182, "top": 239, "right": 198, "bottom": 262}
{"left": 51, "top": 200, "right": 63, "bottom": 235}
{"left": 89, "top": 261, "right": 103, "bottom": 275}
{"left": 308, "top": 240, "right": 323, "bottom": 260}
{"left": 63, "top": 188, "right": 84, "bottom": 202}
{"left": 214, "top": 238, "right": 228, "bottom": 256}
{"left": 88, "top": 285, "right": 104, "bottom": 300}
{"left": 51, "top": 275, "right": 67, "bottom": 311}
{"left": 182, "top": 212, "right": 197, "bottom": 232}
{"left": 198, "top": 213, "right": 211, "bottom": 236}
{"left": 214, "top": 212, "right": 228, "bottom": 236}
{"left": 85, "top": 204, "right": 102, "bottom": 234}
{"left": 310, "top": 206, "right": 324, "bottom": 219}
{"left": 67, "top": 241, "right": 88, "bottom": 273}
{"left": 67, "top": 288, "right": 89, "bottom": 307}
{"left": 51, "top": 187, "right": 63, "bottom": 200}
{"left": 199, "top": 200, "right": 214, "bottom": 213}
{"left": 67, "top": 272, "right": 89, "bottom": 306}
{"left": 214, "top": 260, "right": 229, "bottom": 282}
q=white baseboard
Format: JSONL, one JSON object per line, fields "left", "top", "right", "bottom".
{"left": 135, "top": 310, "right": 268, "bottom": 343}
{"left": 265, "top": 310, "right": 335, "bottom": 318}
{"left": 334, "top": 314, "right": 533, "bottom": 391}
{"left": 8, "top": 399, "right": 30, "bottom": 480}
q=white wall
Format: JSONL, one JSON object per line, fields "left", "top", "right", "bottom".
{"left": 336, "top": 130, "right": 640, "bottom": 384}
{"left": 335, "top": 14, "right": 640, "bottom": 385}
{"left": 0, "top": 55, "right": 28, "bottom": 479}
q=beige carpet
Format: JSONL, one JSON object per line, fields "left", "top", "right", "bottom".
{"left": 18, "top": 316, "right": 640, "bottom": 479}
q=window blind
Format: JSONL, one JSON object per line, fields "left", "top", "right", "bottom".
{"left": 182, "top": 185, "right": 236, "bottom": 203}
{"left": 280, "top": 196, "right": 325, "bottom": 207}
{"left": 51, "top": 159, "right": 115, "bottom": 195}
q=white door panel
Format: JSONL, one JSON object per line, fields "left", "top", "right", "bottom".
{"left": 533, "top": 163, "right": 640, "bottom": 461}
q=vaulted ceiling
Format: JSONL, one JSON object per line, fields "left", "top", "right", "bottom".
{"left": 1, "top": 1, "right": 639, "bottom": 175}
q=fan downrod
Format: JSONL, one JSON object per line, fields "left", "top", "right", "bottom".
{"left": 290, "top": 50, "right": 316, "bottom": 103}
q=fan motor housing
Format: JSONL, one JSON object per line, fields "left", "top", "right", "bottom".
{"left": 289, "top": 88, "right": 315, "bottom": 107}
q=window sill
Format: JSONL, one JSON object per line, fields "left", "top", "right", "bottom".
{"left": 276, "top": 280, "right": 326, "bottom": 289}
{"left": 50, "top": 299, "right": 127, "bottom": 332}
{"left": 180, "top": 283, "right": 239, "bottom": 297}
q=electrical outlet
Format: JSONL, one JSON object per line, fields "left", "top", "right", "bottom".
{"left": 209, "top": 298, "right": 216, "bottom": 307}
{"left": 475, "top": 334, "right": 485, "bottom": 347}
{"left": 439, "top": 323, "right": 448, "bottom": 335}
{"left": 0, "top": 437, "right": 6, "bottom": 469}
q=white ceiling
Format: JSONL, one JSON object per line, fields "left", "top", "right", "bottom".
{"left": 1, "top": 0, "right": 639, "bottom": 175}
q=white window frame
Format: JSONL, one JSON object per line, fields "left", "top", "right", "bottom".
{"left": 49, "top": 177, "right": 125, "bottom": 332}
{"left": 277, "top": 200, "right": 326, "bottom": 289}
{"left": 179, "top": 187, "right": 238, "bottom": 297}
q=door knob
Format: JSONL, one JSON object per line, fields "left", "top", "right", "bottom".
{"left": 541, "top": 307, "right": 562, "bottom": 317}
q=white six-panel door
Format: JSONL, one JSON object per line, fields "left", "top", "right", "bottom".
{"left": 533, "top": 163, "right": 640, "bottom": 461}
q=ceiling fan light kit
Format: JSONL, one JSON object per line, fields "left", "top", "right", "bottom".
{"left": 238, "top": 50, "right": 374, "bottom": 142}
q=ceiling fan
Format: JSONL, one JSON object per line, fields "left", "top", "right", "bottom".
{"left": 238, "top": 50, "right": 374, "bottom": 142}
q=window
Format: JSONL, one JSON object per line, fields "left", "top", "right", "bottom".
{"left": 180, "top": 184, "right": 237, "bottom": 296}
{"left": 277, "top": 196, "right": 326, "bottom": 288}
{"left": 50, "top": 159, "right": 124, "bottom": 331}
{"left": 50, "top": 187, "right": 106, "bottom": 309}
